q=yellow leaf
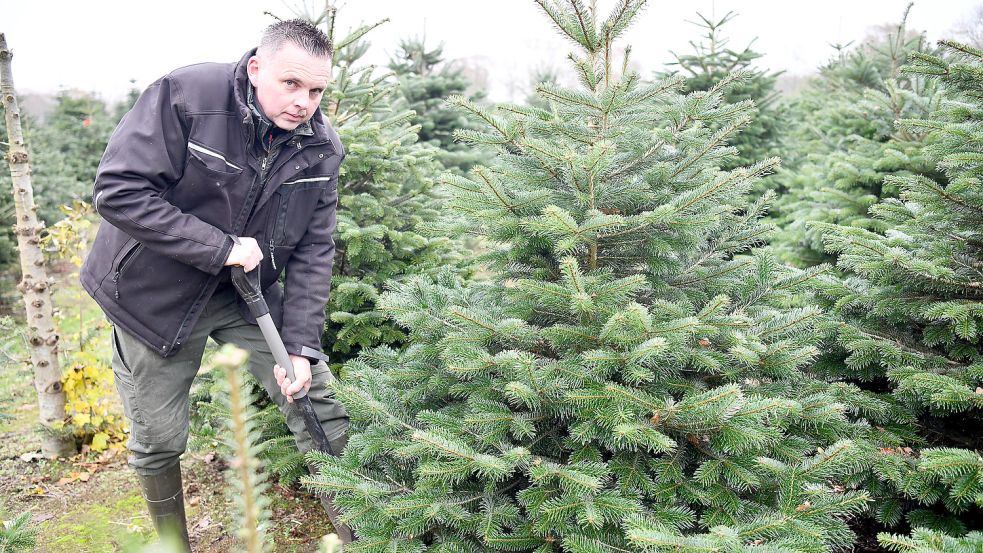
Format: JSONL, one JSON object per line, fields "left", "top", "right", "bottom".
{"left": 91, "top": 432, "right": 109, "bottom": 452}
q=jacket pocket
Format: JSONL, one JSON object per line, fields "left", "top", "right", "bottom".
{"left": 111, "top": 326, "right": 145, "bottom": 426}
{"left": 112, "top": 240, "right": 143, "bottom": 300}
{"left": 188, "top": 141, "right": 243, "bottom": 174}
{"left": 176, "top": 144, "right": 245, "bottom": 229}
{"left": 183, "top": 143, "right": 243, "bottom": 196}
{"left": 268, "top": 176, "right": 333, "bottom": 247}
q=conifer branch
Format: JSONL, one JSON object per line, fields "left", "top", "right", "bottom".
{"left": 215, "top": 345, "right": 271, "bottom": 553}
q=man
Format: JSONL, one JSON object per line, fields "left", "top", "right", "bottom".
{"left": 81, "top": 19, "right": 354, "bottom": 549}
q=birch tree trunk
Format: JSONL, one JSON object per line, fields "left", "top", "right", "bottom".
{"left": 0, "top": 33, "right": 75, "bottom": 458}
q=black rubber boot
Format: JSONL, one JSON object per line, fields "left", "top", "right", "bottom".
{"left": 138, "top": 462, "right": 192, "bottom": 552}
{"left": 309, "top": 433, "right": 355, "bottom": 544}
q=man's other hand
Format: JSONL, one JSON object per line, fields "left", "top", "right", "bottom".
{"left": 225, "top": 236, "right": 264, "bottom": 272}
{"left": 274, "top": 354, "right": 312, "bottom": 403}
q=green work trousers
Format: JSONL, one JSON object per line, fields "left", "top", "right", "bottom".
{"left": 109, "top": 286, "right": 348, "bottom": 474}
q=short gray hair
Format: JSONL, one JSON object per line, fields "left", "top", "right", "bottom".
{"left": 258, "top": 19, "right": 332, "bottom": 59}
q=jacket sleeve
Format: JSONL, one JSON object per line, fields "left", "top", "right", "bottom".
{"left": 280, "top": 168, "right": 340, "bottom": 362}
{"left": 92, "top": 75, "right": 233, "bottom": 275}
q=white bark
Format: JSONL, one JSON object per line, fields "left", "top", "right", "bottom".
{"left": 0, "top": 33, "right": 75, "bottom": 458}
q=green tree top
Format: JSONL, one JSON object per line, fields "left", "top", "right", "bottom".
{"left": 389, "top": 36, "right": 491, "bottom": 174}
{"left": 663, "top": 10, "right": 783, "bottom": 170}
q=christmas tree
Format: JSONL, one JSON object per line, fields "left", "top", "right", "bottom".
{"left": 213, "top": 346, "right": 274, "bottom": 552}
{"left": 772, "top": 6, "right": 943, "bottom": 267}
{"left": 389, "top": 37, "right": 491, "bottom": 174}
{"left": 321, "top": 14, "right": 464, "bottom": 364}
{"left": 663, "top": 10, "right": 783, "bottom": 172}
{"left": 309, "top": 2, "right": 873, "bottom": 550}
{"left": 813, "top": 40, "right": 983, "bottom": 543}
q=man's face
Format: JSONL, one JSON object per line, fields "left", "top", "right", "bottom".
{"left": 247, "top": 43, "right": 332, "bottom": 131}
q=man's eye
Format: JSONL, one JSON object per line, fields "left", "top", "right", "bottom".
{"left": 285, "top": 80, "right": 296, "bottom": 87}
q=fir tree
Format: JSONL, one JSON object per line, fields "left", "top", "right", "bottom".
{"left": 189, "top": 364, "right": 301, "bottom": 483}
{"left": 813, "top": 40, "right": 983, "bottom": 539}
{"left": 319, "top": 11, "right": 465, "bottom": 365}
{"left": 389, "top": 37, "right": 491, "bottom": 174}
{"left": 215, "top": 345, "right": 274, "bottom": 553}
{"left": 308, "top": 2, "right": 873, "bottom": 551}
{"left": 772, "top": 6, "right": 943, "bottom": 267}
{"left": 663, "top": 10, "right": 783, "bottom": 172}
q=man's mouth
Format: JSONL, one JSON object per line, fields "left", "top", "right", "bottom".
{"left": 284, "top": 113, "right": 305, "bottom": 121}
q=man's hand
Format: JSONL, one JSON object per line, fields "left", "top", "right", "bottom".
{"left": 273, "top": 354, "right": 312, "bottom": 403}
{"left": 224, "top": 236, "right": 264, "bottom": 272}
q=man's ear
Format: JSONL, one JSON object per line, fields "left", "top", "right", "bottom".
{"left": 247, "top": 55, "right": 260, "bottom": 86}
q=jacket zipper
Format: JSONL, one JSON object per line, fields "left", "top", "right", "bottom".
{"left": 266, "top": 192, "right": 281, "bottom": 271}
{"left": 260, "top": 152, "right": 277, "bottom": 270}
{"left": 112, "top": 242, "right": 142, "bottom": 299}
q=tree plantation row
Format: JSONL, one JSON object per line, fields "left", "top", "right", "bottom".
{"left": 1, "top": 2, "right": 981, "bottom": 552}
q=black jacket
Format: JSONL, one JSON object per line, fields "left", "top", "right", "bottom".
{"left": 81, "top": 49, "right": 344, "bottom": 360}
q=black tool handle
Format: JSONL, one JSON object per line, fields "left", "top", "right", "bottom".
{"left": 231, "top": 264, "right": 268, "bottom": 319}
{"left": 230, "top": 265, "right": 334, "bottom": 455}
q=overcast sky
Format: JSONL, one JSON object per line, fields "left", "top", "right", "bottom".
{"left": 4, "top": 0, "right": 980, "bottom": 103}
